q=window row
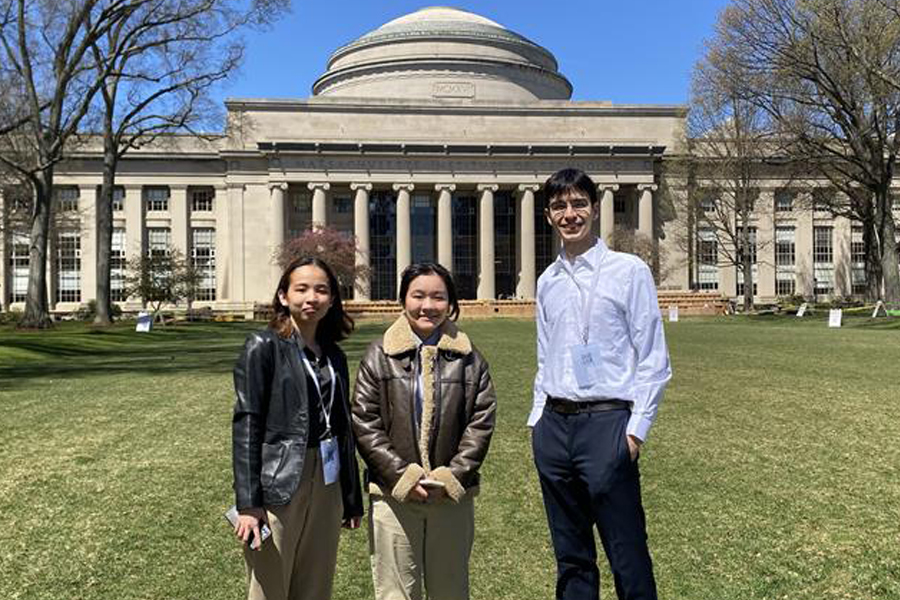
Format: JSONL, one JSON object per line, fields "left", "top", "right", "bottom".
{"left": 39, "top": 186, "right": 217, "bottom": 214}
{"left": 7, "top": 227, "right": 216, "bottom": 304}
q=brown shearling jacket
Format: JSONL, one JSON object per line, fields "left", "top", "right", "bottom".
{"left": 351, "top": 316, "right": 497, "bottom": 503}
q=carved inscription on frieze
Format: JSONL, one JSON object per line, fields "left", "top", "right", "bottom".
{"left": 280, "top": 157, "right": 646, "bottom": 174}
{"left": 432, "top": 81, "right": 476, "bottom": 98}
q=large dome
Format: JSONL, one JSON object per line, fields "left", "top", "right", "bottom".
{"left": 312, "top": 7, "right": 572, "bottom": 102}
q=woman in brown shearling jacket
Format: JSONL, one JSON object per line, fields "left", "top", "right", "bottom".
{"left": 352, "top": 262, "right": 497, "bottom": 600}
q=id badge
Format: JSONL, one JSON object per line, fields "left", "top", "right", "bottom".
{"left": 571, "top": 344, "right": 602, "bottom": 388}
{"left": 319, "top": 437, "right": 340, "bottom": 485}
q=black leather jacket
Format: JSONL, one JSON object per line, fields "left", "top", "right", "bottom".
{"left": 232, "top": 328, "right": 363, "bottom": 520}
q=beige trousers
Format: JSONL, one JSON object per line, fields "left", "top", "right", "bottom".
{"left": 245, "top": 448, "right": 343, "bottom": 600}
{"left": 369, "top": 493, "right": 475, "bottom": 600}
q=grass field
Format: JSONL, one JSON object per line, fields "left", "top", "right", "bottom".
{"left": 1, "top": 315, "right": 899, "bottom": 600}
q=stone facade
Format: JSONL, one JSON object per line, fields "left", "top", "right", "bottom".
{"left": 1, "top": 7, "right": 889, "bottom": 313}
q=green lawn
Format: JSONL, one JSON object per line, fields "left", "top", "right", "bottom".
{"left": 1, "top": 315, "right": 898, "bottom": 600}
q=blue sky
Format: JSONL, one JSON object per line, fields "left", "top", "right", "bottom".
{"left": 217, "top": 0, "right": 731, "bottom": 105}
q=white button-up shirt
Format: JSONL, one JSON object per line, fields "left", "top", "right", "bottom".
{"left": 529, "top": 238, "right": 672, "bottom": 441}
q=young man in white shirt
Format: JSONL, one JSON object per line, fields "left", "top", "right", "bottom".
{"left": 530, "top": 168, "right": 672, "bottom": 600}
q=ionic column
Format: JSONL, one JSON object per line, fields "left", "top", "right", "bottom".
{"left": 637, "top": 184, "right": 657, "bottom": 240}
{"left": 351, "top": 183, "right": 372, "bottom": 301}
{"left": 598, "top": 184, "right": 619, "bottom": 245}
{"left": 393, "top": 183, "right": 414, "bottom": 288}
{"left": 213, "top": 184, "right": 229, "bottom": 302}
{"left": 477, "top": 184, "right": 498, "bottom": 300}
{"left": 517, "top": 184, "right": 540, "bottom": 299}
{"left": 78, "top": 185, "right": 98, "bottom": 302}
{"left": 308, "top": 182, "right": 330, "bottom": 230}
{"left": 435, "top": 184, "right": 455, "bottom": 270}
{"left": 269, "top": 182, "right": 287, "bottom": 280}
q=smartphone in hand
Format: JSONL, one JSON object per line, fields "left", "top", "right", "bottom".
{"left": 225, "top": 505, "right": 272, "bottom": 549}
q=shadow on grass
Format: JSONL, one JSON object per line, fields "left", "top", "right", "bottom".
{"left": 0, "top": 321, "right": 385, "bottom": 392}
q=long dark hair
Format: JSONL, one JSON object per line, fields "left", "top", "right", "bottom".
{"left": 270, "top": 256, "right": 355, "bottom": 345}
{"left": 397, "top": 262, "right": 460, "bottom": 321}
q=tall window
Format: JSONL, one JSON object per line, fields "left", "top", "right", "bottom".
{"left": 535, "top": 195, "right": 554, "bottom": 276}
{"left": 56, "top": 187, "right": 79, "bottom": 212}
{"left": 699, "top": 195, "right": 716, "bottom": 213}
{"left": 111, "top": 186, "right": 125, "bottom": 212}
{"left": 10, "top": 233, "right": 30, "bottom": 303}
{"left": 774, "top": 190, "right": 794, "bottom": 212}
{"left": 812, "top": 189, "right": 832, "bottom": 213}
{"left": 369, "top": 191, "right": 396, "bottom": 301}
{"left": 190, "top": 187, "right": 214, "bottom": 213}
{"left": 411, "top": 194, "right": 436, "bottom": 264}
{"left": 813, "top": 226, "right": 834, "bottom": 295}
{"left": 334, "top": 196, "right": 352, "bottom": 214}
{"left": 288, "top": 189, "right": 311, "bottom": 238}
{"left": 144, "top": 186, "right": 169, "bottom": 212}
{"left": 775, "top": 226, "right": 796, "bottom": 296}
{"left": 697, "top": 228, "right": 718, "bottom": 290}
{"left": 494, "top": 191, "right": 516, "bottom": 298}
{"left": 56, "top": 231, "right": 81, "bottom": 303}
{"left": 851, "top": 226, "right": 866, "bottom": 296}
{"left": 111, "top": 228, "right": 127, "bottom": 302}
{"left": 192, "top": 228, "right": 216, "bottom": 301}
{"left": 147, "top": 227, "right": 171, "bottom": 257}
{"left": 736, "top": 226, "right": 758, "bottom": 297}
{"left": 452, "top": 195, "right": 478, "bottom": 299}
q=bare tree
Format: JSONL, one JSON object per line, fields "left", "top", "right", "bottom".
{"left": 89, "top": 0, "right": 287, "bottom": 326}
{"left": 710, "top": 0, "right": 900, "bottom": 304}
{"left": 0, "top": 0, "right": 134, "bottom": 328}
{"left": 687, "top": 51, "right": 776, "bottom": 311}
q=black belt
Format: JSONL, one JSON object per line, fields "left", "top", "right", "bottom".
{"left": 547, "top": 397, "right": 630, "bottom": 414}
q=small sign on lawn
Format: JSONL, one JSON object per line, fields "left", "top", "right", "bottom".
{"left": 136, "top": 311, "right": 153, "bottom": 333}
{"left": 668, "top": 305, "right": 679, "bottom": 322}
{"left": 828, "top": 308, "right": 842, "bottom": 328}
{"left": 796, "top": 302, "right": 808, "bottom": 317}
{"left": 872, "top": 301, "right": 888, "bottom": 318}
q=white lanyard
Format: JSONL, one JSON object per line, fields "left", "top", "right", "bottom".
{"left": 300, "top": 351, "right": 337, "bottom": 435}
{"left": 567, "top": 252, "right": 606, "bottom": 345}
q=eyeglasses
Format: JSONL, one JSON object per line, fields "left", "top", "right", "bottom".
{"left": 548, "top": 198, "right": 592, "bottom": 216}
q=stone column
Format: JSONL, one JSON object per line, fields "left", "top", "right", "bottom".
{"left": 213, "top": 184, "right": 229, "bottom": 302}
{"left": 637, "top": 184, "right": 657, "bottom": 240}
{"left": 124, "top": 185, "right": 145, "bottom": 262}
{"left": 598, "top": 184, "right": 619, "bottom": 245}
{"left": 435, "top": 184, "right": 455, "bottom": 270}
{"left": 351, "top": 183, "right": 372, "bottom": 301}
{"left": 169, "top": 185, "right": 190, "bottom": 256}
{"left": 78, "top": 185, "right": 98, "bottom": 303}
{"left": 795, "top": 193, "right": 814, "bottom": 297}
{"left": 0, "top": 188, "right": 6, "bottom": 310}
{"left": 393, "top": 183, "right": 414, "bottom": 288}
{"left": 308, "top": 182, "right": 330, "bottom": 230}
{"left": 269, "top": 182, "right": 287, "bottom": 281}
{"left": 757, "top": 190, "right": 776, "bottom": 300}
{"left": 833, "top": 213, "right": 852, "bottom": 297}
{"left": 477, "top": 184, "right": 498, "bottom": 300}
{"left": 517, "top": 184, "right": 539, "bottom": 299}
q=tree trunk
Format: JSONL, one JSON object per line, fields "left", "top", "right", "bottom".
{"left": 878, "top": 199, "right": 900, "bottom": 305}
{"left": 741, "top": 212, "right": 754, "bottom": 312}
{"left": 94, "top": 134, "right": 118, "bottom": 326}
{"left": 20, "top": 171, "right": 53, "bottom": 329}
{"left": 863, "top": 219, "right": 882, "bottom": 302}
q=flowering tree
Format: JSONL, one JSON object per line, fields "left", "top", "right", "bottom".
{"left": 275, "top": 227, "right": 369, "bottom": 298}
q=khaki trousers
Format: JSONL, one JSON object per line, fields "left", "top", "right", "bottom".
{"left": 245, "top": 448, "right": 343, "bottom": 600}
{"left": 369, "top": 493, "right": 475, "bottom": 600}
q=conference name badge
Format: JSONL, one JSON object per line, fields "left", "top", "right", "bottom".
{"left": 320, "top": 437, "right": 340, "bottom": 485}
{"left": 571, "top": 344, "right": 602, "bottom": 388}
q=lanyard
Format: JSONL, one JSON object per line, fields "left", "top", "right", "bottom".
{"left": 567, "top": 252, "right": 607, "bottom": 345}
{"left": 300, "top": 351, "right": 337, "bottom": 436}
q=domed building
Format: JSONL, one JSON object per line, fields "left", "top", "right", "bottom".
{"left": 2, "top": 7, "right": 696, "bottom": 313}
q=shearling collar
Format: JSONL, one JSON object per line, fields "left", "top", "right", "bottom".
{"left": 382, "top": 315, "right": 472, "bottom": 357}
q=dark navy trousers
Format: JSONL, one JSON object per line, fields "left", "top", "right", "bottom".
{"left": 532, "top": 406, "right": 657, "bottom": 600}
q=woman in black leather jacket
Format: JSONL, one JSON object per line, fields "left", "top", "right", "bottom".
{"left": 231, "top": 256, "right": 363, "bottom": 600}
